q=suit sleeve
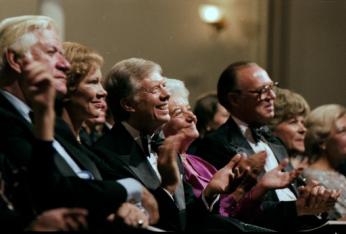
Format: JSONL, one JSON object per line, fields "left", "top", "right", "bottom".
{"left": 29, "top": 139, "right": 128, "bottom": 218}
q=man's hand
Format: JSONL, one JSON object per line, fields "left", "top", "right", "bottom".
{"left": 239, "top": 151, "right": 267, "bottom": 177}
{"left": 258, "top": 159, "right": 303, "bottom": 190}
{"left": 156, "top": 133, "right": 185, "bottom": 194}
{"left": 21, "top": 59, "right": 56, "bottom": 111}
{"left": 249, "top": 159, "right": 303, "bottom": 200}
{"left": 20, "top": 59, "right": 56, "bottom": 140}
{"left": 108, "top": 203, "right": 149, "bottom": 229}
{"left": 203, "top": 154, "right": 249, "bottom": 199}
{"left": 30, "top": 208, "right": 88, "bottom": 231}
{"left": 140, "top": 187, "right": 159, "bottom": 224}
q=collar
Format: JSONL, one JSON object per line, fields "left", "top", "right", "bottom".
{"left": 0, "top": 89, "right": 32, "bottom": 123}
{"left": 121, "top": 121, "right": 159, "bottom": 150}
{"left": 231, "top": 115, "right": 249, "bottom": 137}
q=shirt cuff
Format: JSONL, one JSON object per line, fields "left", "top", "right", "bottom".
{"left": 117, "top": 178, "right": 143, "bottom": 203}
{"left": 201, "top": 191, "right": 220, "bottom": 212}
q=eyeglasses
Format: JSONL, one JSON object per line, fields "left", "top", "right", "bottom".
{"left": 234, "top": 81, "right": 279, "bottom": 100}
{"left": 140, "top": 79, "right": 167, "bottom": 95}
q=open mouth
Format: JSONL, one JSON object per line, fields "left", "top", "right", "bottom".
{"left": 156, "top": 103, "right": 169, "bottom": 112}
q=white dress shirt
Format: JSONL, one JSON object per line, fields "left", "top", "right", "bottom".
{"left": 232, "top": 116, "right": 296, "bottom": 201}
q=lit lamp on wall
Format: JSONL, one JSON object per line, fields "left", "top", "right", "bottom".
{"left": 199, "top": 4, "right": 226, "bottom": 32}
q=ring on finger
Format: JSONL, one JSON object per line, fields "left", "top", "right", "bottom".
{"left": 137, "top": 219, "right": 144, "bottom": 227}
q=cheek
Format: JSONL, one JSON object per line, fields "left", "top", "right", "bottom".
{"left": 333, "top": 137, "right": 346, "bottom": 154}
{"left": 274, "top": 125, "right": 293, "bottom": 141}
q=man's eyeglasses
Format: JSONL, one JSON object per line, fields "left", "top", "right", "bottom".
{"left": 234, "top": 81, "right": 279, "bottom": 100}
{"left": 140, "top": 79, "right": 167, "bottom": 95}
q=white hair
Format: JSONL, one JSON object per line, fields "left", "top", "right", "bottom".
{"left": 0, "top": 15, "right": 57, "bottom": 70}
{"left": 165, "top": 77, "right": 189, "bottom": 104}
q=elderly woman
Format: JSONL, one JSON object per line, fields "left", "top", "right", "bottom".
{"left": 268, "top": 87, "right": 310, "bottom": 168}
{"left": 162, "top": 78, "right": 302, "bottom": 226}
{"left": 304, "top": 104, "right": 346, "bottom": 220}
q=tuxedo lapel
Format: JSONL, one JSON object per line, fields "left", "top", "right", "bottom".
{"left": 54, "top": 134, "right": 103, "bottom": 180}
{"left": 225, "top": 118, "right": 255, "bottom": 156}
{"left": 267, "top": 141, "right": 299, "bottom": 195}
{"left": 127, "top": 143, "right": 161, "bottom": 190}
{"left": 173, "top": 156, "right": 186, "bottom": 210}
{"left": 52, "top": 150, "right": 78, "bottom": 177}
{"left": 107, "top": 125, "right": 161, "bottom": 189}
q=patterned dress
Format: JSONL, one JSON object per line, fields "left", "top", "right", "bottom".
{"left": 303, "top": 168, "right": 346, "bottom": 220}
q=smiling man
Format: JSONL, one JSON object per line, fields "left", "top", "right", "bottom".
{"left": 0, "top": 16, "right": 160, "bottom": 231}
{"left": 195, "top": 61, "right": 339, "bottom": 231}
{"left": 93, "top": 58, "right": 258, "bottom": 232}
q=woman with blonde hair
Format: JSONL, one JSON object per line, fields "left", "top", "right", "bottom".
{"left": 268, "top": 87, "right": 310, "bottom": 168}
{"left": 304, "top": 104, "right": 346, "bottom": 220}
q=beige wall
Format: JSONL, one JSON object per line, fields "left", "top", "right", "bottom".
{"left": 0, "top": 0, "right": 269, "bottom": 105}
{"left": 268, "top": 0, "right": 346, "bottom": 108}
{"left": 1, "top": 0, "right": 344, "bottom": 108}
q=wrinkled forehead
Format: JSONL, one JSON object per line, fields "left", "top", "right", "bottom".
{"left": 12, "top": 28, "right": 60, "bottom": 54}
{"left": 134, "top": 70, "right": 163, "bottom": 87}
{"left": 33, "top": 29, "right": 61, "bottom": 46}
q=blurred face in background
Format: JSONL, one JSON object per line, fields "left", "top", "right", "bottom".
{"left": 325, "top": 115, "right": 346, "bottom": 163}
{"left": 208, "top": 103, "right": 229, "bottom": 131}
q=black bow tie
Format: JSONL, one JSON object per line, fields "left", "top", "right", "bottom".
{"left": 249, "top": 125, "right": 266, "bottom": 143}
{"left": 141, "top": 132, "right": 165, "bottom": 156}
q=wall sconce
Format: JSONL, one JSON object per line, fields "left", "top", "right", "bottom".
{"left": 199, "top": 4, "right": 226, "bottom": 32}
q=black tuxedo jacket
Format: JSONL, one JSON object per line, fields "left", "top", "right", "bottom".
{"left": 0, "top": 93, "right": 127, "bottom": 222}
{"left": 93, "top": 123, "right": 195, "bottom": 231}
{"left": 195, "top": 117, "right": 320, "bottom": 231}
{"left": 93, "top": 123, "right": 255, "bottom": 232}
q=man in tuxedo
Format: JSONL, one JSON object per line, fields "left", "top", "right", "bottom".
{"left": 195, "top": 61, "right": 339, "bottom": 230}
{"left": 0, "top": 15, "right": 158, "bottom": 230}
{"left": 93, "top": 58, "right": 273, "bottom": 232}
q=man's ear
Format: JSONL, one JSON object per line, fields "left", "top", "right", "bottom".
{"left": 120, "top": 98, "right": 136, "bottom": 113}
{"left": 5, "top": 49, "right": 23, "bottom": 73}
{"left": 227, "top": 92, "right": 239, "bottom": 108}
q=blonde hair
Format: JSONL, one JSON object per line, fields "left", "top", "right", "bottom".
{"left": 0, "top": 15, "right": 57, "bottom": 70}
{"left": 305, "top": 104, "right": 346, "bottom": 161}
{"left": 268, "top": 87, "right": 310, "bottom": 131}
{"left": 63, "top": 41, "right": 103, "bottom": 97}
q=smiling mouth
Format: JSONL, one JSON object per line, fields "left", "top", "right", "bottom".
{"left": 156, "top": 103, "right": 168, "bottom": 111}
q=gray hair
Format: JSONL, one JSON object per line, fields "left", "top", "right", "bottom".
{"left": 0, "top": 15, "right": 57, "bottom": 71}
{"left": 104, "top": 57, "right": 162, "bottom": 122}
{"left": 164, "top": 78, "right": 189, "bottom": 104}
